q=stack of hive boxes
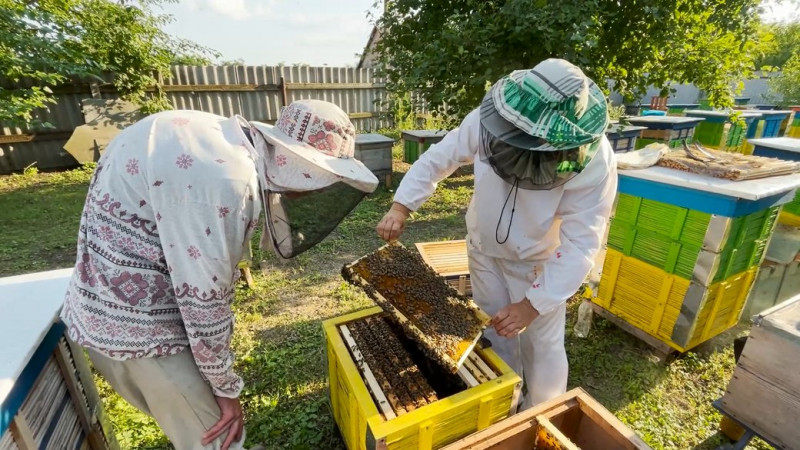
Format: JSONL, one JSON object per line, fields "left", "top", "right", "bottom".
{"left": 591, "top": 168, "right": 793, "bottom": 353}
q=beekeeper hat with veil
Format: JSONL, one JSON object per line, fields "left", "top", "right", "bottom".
{"left": 247, "top": 99, "right": 378, "bottom": 258}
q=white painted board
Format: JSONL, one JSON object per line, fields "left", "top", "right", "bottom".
{"left": 0, "top": 269, "right": 73, "bottom": 405}
{"left": 619, "top": 166, "right": 800, "bottom": 201}
{"left": 748, "top": 137, "right": 800, "bottom": 154}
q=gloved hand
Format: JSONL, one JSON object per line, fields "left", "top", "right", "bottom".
{"left": 376, "top": 202, "right": 412, "bottom": 242}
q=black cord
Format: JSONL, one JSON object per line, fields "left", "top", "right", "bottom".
{"left": 495, "top": 178, "right": 519, "bottom": 244}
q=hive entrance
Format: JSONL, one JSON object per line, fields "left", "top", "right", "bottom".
{"left": 341, "top": 242, "right": 491, "bottom": 373}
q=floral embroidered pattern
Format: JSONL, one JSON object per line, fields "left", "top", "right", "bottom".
{"left": 187, "top": 245, "right": 201, "bottom": 259}
{"left": 172, "top": 117, "right": 190, "bottom": 126}
{"left": 218, "top": 206, "right": 230, "bottom": 218}
{"left": 110, "top": 272, "right": 149, "bottom": 306}
{"left": 276, "top": 154, "right": 288, "bottom": 166}
{"left": 126, "top": 159, "right": 140, "bottom": 175}
{"left": 176, "top": 154, "right": 194, "bottom": 169}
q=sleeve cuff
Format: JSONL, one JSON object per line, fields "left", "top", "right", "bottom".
{"left": 525, "top": 285, "right": 561, "bottom": 316}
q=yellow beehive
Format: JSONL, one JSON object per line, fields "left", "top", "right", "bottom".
{"left": 324, "top": 307, "right": 522, "bottom": 450}
{"left": 779, "top": 210, "right": 800, "bottom": 227}
{"left": 593, "top": 249, "right": 757, "bottom": 352}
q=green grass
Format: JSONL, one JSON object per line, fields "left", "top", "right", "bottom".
{"left": 0, "top": 148, "right": 770, "bottom": 450}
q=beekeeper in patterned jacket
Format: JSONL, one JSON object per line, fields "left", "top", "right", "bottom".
{"left": 61, "top": 100, "right": 377, "bottom": 449}
{"left": 377, "top": 59, "right": 617, "bottom": 409}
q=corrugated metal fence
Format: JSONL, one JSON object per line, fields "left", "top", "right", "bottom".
{"left": 0, "top": 65, "right": 390, "bottom": 174}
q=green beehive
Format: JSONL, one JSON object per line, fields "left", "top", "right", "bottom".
{"left": 608, "top": 194, "right": 779, "bottom": 286}
{"left": 402, "top": 130, "right": 448, "bottom": 163}
{"left": 684, "top": 110, "right": 762, "bottom": 153}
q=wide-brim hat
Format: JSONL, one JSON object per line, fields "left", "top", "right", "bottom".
{"left": 251, "top": 99, "right": 378, "bottom": 193}
{"left": 480, "top": 59, "right": 609, "bottom": 151}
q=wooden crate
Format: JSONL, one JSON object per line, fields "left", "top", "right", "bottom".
{"left": 720, "top": 295, "right": 800, "bottom": 449}
{"left": 402, "top": 130, "right": 448, "bottom": 163}
{"left": 355, "top": 133, "right": 395, "bottom": 187}
{"left": 415, "top": 240, "right": 471, "bottom": 296}
{"left": 324, "top": 307, "right": 522, "bottom": 450}
{"left": 441, "top": 388, "right": 651, "bottom": 450}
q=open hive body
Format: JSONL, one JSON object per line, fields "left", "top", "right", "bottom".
{"left": 441, "top": 388, "right": 651, "bottom": 450}
{"left": 324, "top": 307, "right": 522, "bottom": 450}
{"left": 342, "top": 242, "right": 491, "bottom": 373}
{"left": 593, "top": 167, "right": 800, "bottom": 352}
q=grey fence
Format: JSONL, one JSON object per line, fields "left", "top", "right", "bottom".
{"left": 0, "top": 65, "right": 390, "bottom": 174}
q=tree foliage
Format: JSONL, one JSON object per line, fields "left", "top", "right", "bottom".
{"left": 0, "top": 0, "right": 215, "bottom": 126}
{"left": 375, "top": 0, "right": 763, "bottom": 123}
{"left": 769, "top": 51, "right": 800, "bottom": 104}
{"left": 756, "top": 21, "right": 800, "bottom": 69}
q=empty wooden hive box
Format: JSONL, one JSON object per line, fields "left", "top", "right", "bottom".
{"left": 441, "top": 388, "right": 651, "bottom": 450}
{"left": 402, "top": 130, "right": 448, "bottom": 163}
{"left": 416, "top": 240, "right": 471, "bottom": 296}
{"left": 592, "top": 166, "right": 800, "bottom": 353}
{"left": 1, "top": 269, "right": 117, "bottom": 450}
{"left": 626, "top": 116, "right": 705, "bottom": 149}
{"left": 720, "top": 295, "right": 800, "bottom": 449}
{"left": 355, "top": 133, "right": 396, "bottom": 187}
{"left": 684, "top": 110, "right": 762, "bottom": 153}
{"left": 324, "top": 307, "right": 522, "bottom": 450}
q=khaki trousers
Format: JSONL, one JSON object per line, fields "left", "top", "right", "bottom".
{"left": 87, "top": 348, "right": 246, "bottom": 450}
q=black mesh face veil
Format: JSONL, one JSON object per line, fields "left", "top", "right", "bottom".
{"left": 479, "top": 125, "right": 587, "bottom": 191}
{"left": 262, "top": 182, "right": 367, "bottom": 259}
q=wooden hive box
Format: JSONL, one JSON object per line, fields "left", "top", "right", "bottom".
{"left": 324, "top": 307, "right": 522, "bottom": 450}
{"left": 355, "top": 133, "right": 396, "bottom": 187}
{"left": 720, "top": 295, "right": 800, "bottom": 449}
{"left": 788, "top": 107, "right": 800, "bottom": 138}
{"left": 401, "top": 130, "right": 448, "bottom": 163}
{"left": 441, "top": 388, "right": 651, "bottom": 450}
{"left": 593, "top": 166, "right": 800, "bottom": 353}
{"left": 415, "top": 240, "right": 471, "bottom": 297}
{"left": 604, "top": 125, "right": 646, "bottom": 154}
{"left": 684, "top": 110, "right": 761, "bottom": 153}
{"left": 1, "top": 270, "right": 117, "bottom": 450}
{"left": 626, "top": 116, "right": 705, "bottom": 149}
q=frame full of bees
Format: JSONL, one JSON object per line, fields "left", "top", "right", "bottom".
{"left": 341, "top": 241, "right": 491, "bottom": 373}
{"left": 324, "top": 307, "right": 522, "bottom": 450}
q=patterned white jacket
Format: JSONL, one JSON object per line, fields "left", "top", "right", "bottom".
{"left": 61, "top": 110, "right": 261, "bottom": 398}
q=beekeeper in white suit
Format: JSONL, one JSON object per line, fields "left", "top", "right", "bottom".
{"left": 377, "top": 59, "right": 617, "bottom": 409}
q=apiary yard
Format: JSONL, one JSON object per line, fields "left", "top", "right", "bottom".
{"left": 0, "top": 153, "right": 772, "bottom": 449}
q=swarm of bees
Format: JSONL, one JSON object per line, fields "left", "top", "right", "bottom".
{"left": 342, "top": 242, "right": 490, "bottom": 373}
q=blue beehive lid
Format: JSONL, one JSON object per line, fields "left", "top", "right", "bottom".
{"left": 627, "top": 116, "right": 705, "bottom": 130}
{"left": 749, "top": 137, "right": 800, "bottom": 161}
